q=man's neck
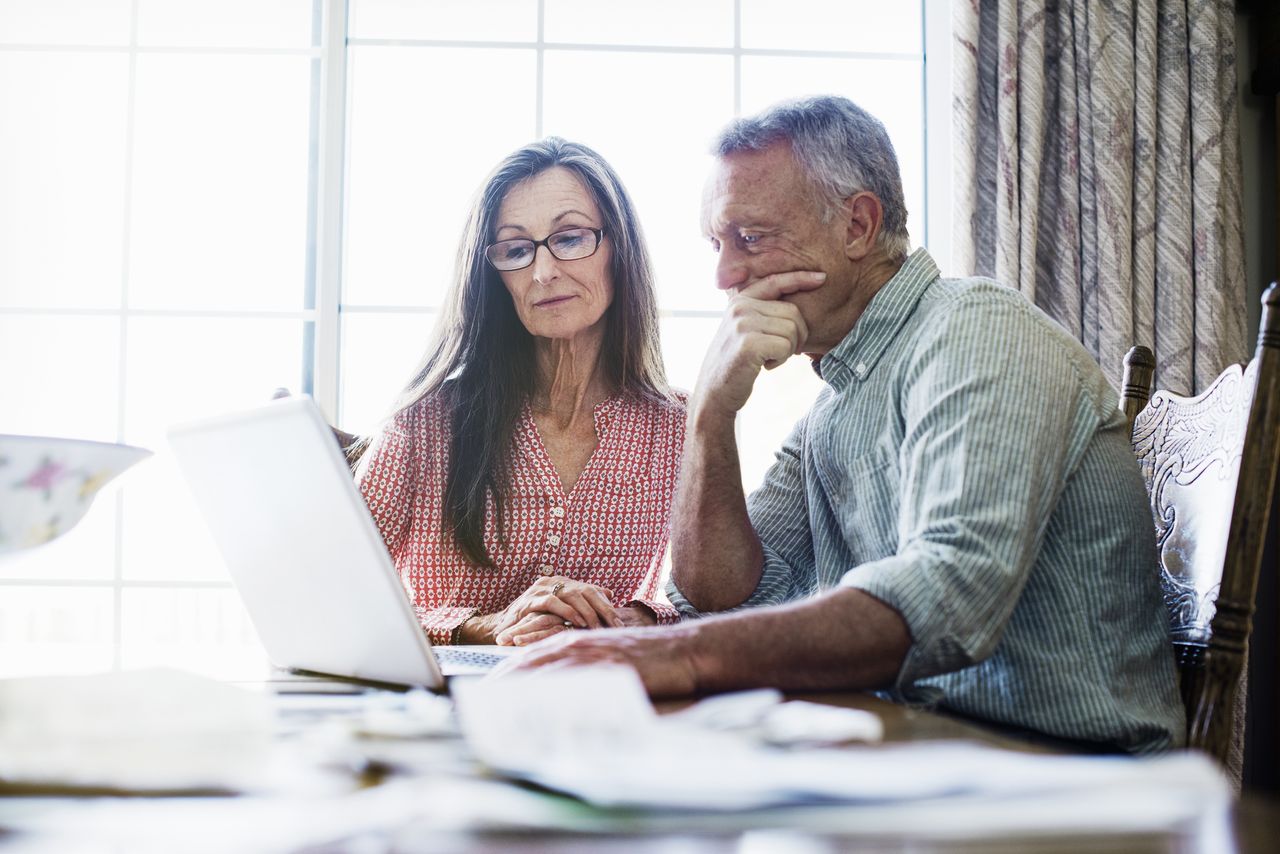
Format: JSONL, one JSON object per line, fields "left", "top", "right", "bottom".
{"left": 804, "top": 252, "right": 906, "bottom": 357}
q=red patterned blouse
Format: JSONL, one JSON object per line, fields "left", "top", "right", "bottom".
{"left": 356, "top": 391, "right": 687, "bottom": 645}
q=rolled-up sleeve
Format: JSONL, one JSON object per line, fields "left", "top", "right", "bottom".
{"left": 839, "top": 299, "right": 1090, "bottom": 696}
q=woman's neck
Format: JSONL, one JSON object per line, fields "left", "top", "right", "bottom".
{"left": 530, "top": 328, "right": 612, "bottom": 430}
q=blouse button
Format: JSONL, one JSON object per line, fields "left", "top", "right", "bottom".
{"left": 547, "top": 534, "right": 561, "bottom": 546}
{"left": 550, "top": 505, "right": 565, "bottom": 518}
{"left": 538, "top": 564, "right": 554, "bottom": 576}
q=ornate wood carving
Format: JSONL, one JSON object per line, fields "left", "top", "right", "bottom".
{"left": 1126, "top": 283, "right": 1280, "bottom": 769}
{"left": 1131, "top": 362, "right": 1254, "bottom": 647}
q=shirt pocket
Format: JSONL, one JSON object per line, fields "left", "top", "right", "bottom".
{"left": 818, "top": 448, "right": 900, "bottom": 563}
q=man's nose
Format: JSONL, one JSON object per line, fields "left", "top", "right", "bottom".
{"left": 714, "top": 248, "right": 749, "bottom": 292}
{"left": 531, "top": 244, "right": 560, "bottom": 285}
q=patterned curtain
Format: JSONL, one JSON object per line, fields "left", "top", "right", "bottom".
{"left": 953, "top": 0, "right": 1248, "bottom": 394}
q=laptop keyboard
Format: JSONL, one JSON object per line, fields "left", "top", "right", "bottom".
{"left": 434, "top": 647, "right": 507, "bottom": 670}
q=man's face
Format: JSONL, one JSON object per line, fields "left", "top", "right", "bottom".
{"left": 701, "top": 143, "right": 850, "bottom": 352}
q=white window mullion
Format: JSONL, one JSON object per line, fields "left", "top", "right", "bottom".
{"left": 311, "top": 0, "right": 350, "bottom": 423}
{"left": 923, "top": 0, "right": 953, "bottom": 272}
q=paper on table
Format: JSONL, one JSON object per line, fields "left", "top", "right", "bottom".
{"left": 453, "top": 664, "right": 657, "bottom": 773}
{"left": 455, "top": 665, "right": 1228, "bottom": 817}
{"left": 0, "top": 668, "right": 272, "bottom": 793}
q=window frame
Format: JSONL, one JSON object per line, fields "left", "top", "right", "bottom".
{"left": 0, "top": 0, "right": 952, "bottom": 676}
{"left": 314, "top": 0, "right": 954, "bottom": 424}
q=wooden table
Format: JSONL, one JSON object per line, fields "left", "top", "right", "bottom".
{"left": 1, "top": 685, "right": 1276, "bottom": 853}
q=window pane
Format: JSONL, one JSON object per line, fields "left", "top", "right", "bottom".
{"left": 740, "top": 0, "right": 922, "bottom": 54}
{"left": 738, "top": 354, "right": 825, "bottom": 492}
{"left": 0, "top": 586, "right": 115, "bottom": 677}
{"left": 0, "top": 0, "right": 132, "bottom": 47}
{"left": 135, "top": 0, "right": 315, "bottom": 49}
{"left": 339, "top": 311, "right": 436, "bottom": 437}
{"left": 349, "top": 0, "right": 537, "bottom": 42}
{"left": 543, "top": 51, "right": 733, "bottom": 313}
{"left": 544, "top": 0, "right": 733, "bottom": 47}
{"left": 0, "top": 315, "right": 120, "bottom": 441}
{"left": 0, "top": 52, "right": 129, "bottom": 309}
{"left": 128, "top": 54, "right": 312, "bottom": 311}
{"left": 659, "top": 315, "right": 718, "bottom": 396}
{"left": 120, "top": 587, "right": 268, "bottom": 680}
{"left": 123, "top": 316, "right": 305, "bottom": 447}
{"left": 121, "top": 455, "right": 232, "bottom": 582}
{"left": 0, "top": 493, "right": 118, "bottom": 581}
{"left": 741, "top": 56, "right": 925, "bottom": 251}
{"left": 121, "top": 316, "right": 305, "bottom": 581}
{"left": 343, "top": 46, "right": 536, "bottom": 307}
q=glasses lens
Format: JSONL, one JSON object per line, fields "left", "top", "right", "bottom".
{"left": 486, "top": 239, "right": 535, "bottom": 271}
{"left": 547, "top": 228, "right": 598, "bottom": 261}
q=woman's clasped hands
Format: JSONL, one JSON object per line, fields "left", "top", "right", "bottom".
{"left": 457, "top": 575, "right": 645, "bottom": 646}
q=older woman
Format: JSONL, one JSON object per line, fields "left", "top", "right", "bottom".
{"left": 355, "top": 138, "right": 685, "bottom": 648}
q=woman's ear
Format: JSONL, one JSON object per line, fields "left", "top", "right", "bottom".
{"left": 843, "top": 191, "right": 884, "bottom": 262}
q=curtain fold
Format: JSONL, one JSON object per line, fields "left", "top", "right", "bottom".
{"left": 954, "top": 0, "right": 1247, "bottom": 394}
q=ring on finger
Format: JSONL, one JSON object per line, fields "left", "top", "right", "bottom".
{"left": 551, "top": 581, "right": 566, "bottom": 596}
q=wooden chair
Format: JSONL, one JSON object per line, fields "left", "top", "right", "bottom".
{"left": 1120, "top": 283, "right": 1280, "bottom": 777}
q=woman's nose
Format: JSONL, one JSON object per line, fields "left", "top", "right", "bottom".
{"left": 531, "top": 244, "right": 560, "bottom": 285}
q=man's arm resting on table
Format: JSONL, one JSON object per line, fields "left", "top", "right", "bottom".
{"left": 505, "top": 586, "right": 912, "bottom": 697}
{"left": 686, "top": 586, "right": 911, "bottom": 693}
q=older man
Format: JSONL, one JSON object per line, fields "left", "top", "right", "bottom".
{"left": 509, "top": 96, "right": 1183, "bottom": 754}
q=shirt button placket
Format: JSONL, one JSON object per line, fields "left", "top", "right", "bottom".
{"left": 540, "top": 504, "right": 566, "bottom": 576}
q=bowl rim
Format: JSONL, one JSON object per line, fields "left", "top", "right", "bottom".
{"left": 0, "top": 434, "right": 153, "bottom": 456}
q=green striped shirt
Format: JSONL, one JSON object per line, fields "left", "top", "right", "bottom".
{"left": 670, "top": 249, "right": 1183, "bottom": 754}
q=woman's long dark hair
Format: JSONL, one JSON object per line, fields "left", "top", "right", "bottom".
{"left": 389, "top": 137, "right": 670, "bottom": 567}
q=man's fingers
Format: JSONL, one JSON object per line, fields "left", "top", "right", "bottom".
{"left": 726, "top": 299, "right": 809, "bottom": 357}
{"left": 736, "top": 270, "right": 826, "bottom": 302}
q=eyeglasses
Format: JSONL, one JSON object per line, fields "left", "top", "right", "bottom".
{"left": 484, "top": 227, "right": 606, "bottom": 272}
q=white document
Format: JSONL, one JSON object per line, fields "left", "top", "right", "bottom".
{"left": 454, "top": 665, "right": 1228, "bottom": 821}
{"left": 0, "top": 668, "right": 272, "bottom": 793}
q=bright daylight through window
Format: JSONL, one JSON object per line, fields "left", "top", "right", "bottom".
{"left": 0, "top": 0, "right": 948, "bottom": 678}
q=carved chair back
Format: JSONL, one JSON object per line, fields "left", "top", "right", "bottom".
{"left": 1119, "top": 283, "right": 1280, "bottom": 768}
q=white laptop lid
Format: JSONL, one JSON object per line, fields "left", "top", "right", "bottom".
{"left": 167, "top": 396, "right": 445, "bottom": 689}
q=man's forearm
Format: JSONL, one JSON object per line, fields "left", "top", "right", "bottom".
{"left": 684, "top": 587, "right": 912, "bottom": 694}
{"left": 669, "top": 405, "right": 765, "bottom": 611}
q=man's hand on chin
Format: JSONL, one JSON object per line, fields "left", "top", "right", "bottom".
{"left": 492, "top": 627, "right": 702, "bottom": 698}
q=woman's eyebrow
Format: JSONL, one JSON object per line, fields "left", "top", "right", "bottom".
{"left": 551, "top": 209, "right": 594, "bottom": 226}
{"left": 495, "top": 208, "right": 595, "bottom": 238}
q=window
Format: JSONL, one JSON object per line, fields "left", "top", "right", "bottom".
{"left": 0, "top": 0, "right": 951, "bottom": 678}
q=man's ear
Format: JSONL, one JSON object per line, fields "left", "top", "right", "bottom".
{"left": 843, "top": 191, "right": 884, "bottom": 262}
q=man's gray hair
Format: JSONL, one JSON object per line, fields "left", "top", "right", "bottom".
{"left": 713, "top": 95, "right": 910, "bottom": 262}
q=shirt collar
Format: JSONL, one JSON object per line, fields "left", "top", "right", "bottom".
{"left": 816, "top": 248, "right": 941, "bottom": 389}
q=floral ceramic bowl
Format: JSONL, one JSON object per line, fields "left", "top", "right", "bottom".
{"left": 0, "top": 435, "right": 152, "bottom": 556}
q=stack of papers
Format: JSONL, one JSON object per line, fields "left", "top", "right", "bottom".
{"left": 0, "top": 668, "right": 272, "bottom": 794}
{"left": 453, "top": 665, "right": 1228, "bottom": 832}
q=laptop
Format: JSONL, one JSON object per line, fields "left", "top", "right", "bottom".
{"left": 167, "top": 396, "right": 517, "bottom": 689}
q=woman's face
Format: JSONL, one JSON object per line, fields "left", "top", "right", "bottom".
{"left": 493, "top": 166, "right": 615, "bottom": 343}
